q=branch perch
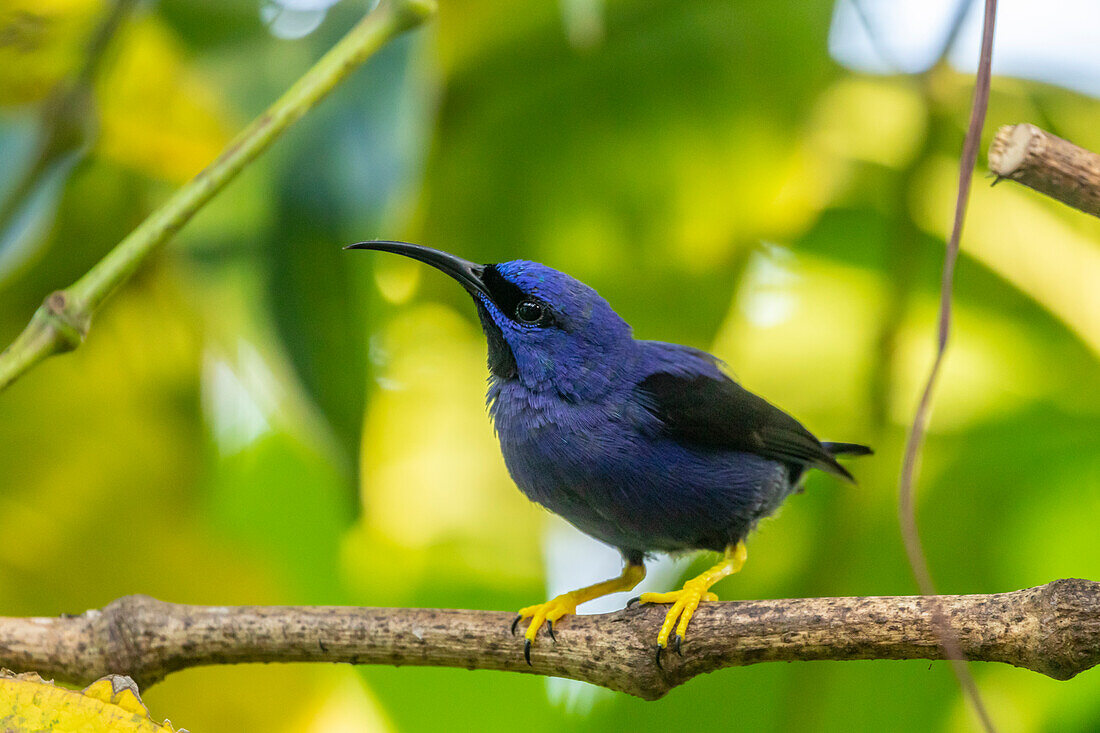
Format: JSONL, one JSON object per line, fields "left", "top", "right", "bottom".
{"left": 989, "top": 123, "right": 1100, "bottom": 218}
{"left": 1, "top": 579, "right": 1097, "bottom": 701}
{"left": 0, "top": 0, "right": 434, "bottom": 393}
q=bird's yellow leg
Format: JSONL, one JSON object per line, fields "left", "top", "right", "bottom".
{"left": 638, "top": 541, "right": 747, "bottom": 664}
{"left": 514, "top": 563, "right": 646, "bottom": 663}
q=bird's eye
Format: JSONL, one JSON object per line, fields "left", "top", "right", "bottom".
{"left": 514, "top": 299, "right": 545, "bottom": 324}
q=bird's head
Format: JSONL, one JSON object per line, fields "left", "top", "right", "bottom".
{"left": 346, "top": 241, "right": 633, "bottom": 399}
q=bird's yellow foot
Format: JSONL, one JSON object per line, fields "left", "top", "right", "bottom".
{"left": 511, "top": 562, "right": 645, "bottom": 665}
{"left": 513, "top": 596, "right": 578, "bottom": 664}
{"left": 636, "top": 542, "right": 747, "bottom": 667}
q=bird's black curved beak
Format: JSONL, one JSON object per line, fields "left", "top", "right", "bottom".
{"left": 344, "top": 240, "right": 489, "bottom": 298}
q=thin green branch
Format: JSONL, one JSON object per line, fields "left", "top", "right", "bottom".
{"left": 0, "top": 0, "right": 434, "bottom": 393}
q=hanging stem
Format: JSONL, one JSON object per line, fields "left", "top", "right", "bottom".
{"left": 897, "top": 1, "right": 998, "bottom": 731}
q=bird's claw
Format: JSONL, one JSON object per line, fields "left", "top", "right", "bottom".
{"left": 513, "top": 595, "right": 579, "bottom": 664}
{"left": 652, "top": 635, "right": 682, "bottom": 669}
{"left": 637, "top": 580, "right": 723, "bottom": 666}
{"left": 626, "top": 596, "right": 642, "bottom": 607}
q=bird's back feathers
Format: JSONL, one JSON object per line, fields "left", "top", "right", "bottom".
{"left": 635, "top": 368, "right": 860, "bottom": 482}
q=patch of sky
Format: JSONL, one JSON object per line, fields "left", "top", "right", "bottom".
{"left": 830, "top": 0, "right": 1100, "bottom": 98}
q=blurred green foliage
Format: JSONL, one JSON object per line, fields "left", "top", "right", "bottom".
{"left": 2, "top": 0, "right": 1100, "bottom": 731}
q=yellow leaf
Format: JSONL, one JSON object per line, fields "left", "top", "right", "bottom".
{"left": 0, "top": 671, "right": 183, "bottom": 732}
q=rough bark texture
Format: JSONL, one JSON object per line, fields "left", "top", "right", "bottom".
{"left": 989, "top": 123, "right": 1100, "bottom": 218}
{"left": 1, "top": 579, "right": 1097, "bottom": 700}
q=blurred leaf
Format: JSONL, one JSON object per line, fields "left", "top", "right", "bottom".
{"left": 203, "top": 431, "right": 349, "bottom": 601}
{"left": 156, "top": 0, "right": 267, "bottom": 51}
{"left": 0, "top": 0, "right": 102, "bottom": 105}
{"left": 95, "top": 14, "right": 231, "bottom": 183}
{"left": 0, "top": 131, "right": 81, "bottom": 284}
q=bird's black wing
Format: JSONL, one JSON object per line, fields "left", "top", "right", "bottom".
{"left": 637, "top": 371, "right": 855, "bottom": 481}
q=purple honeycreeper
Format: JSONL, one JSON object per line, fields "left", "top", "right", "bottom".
{"left": 347, "top": 241, "right": 871, "bottom": 666}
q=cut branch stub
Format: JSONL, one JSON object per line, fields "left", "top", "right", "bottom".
{"left": 989, "top": 123, "right": 1100, "bottom": 218}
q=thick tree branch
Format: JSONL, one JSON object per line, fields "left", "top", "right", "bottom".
{"left": 1, "top": 579, "right": 1096, "bottom": 701}
{"left": 0, "top": 0, "right": 434, "bottom": 393}
{"left": 989, "top": 123, "right": 1100, "bottom": 218}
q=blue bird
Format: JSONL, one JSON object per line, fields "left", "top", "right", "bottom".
{"left": 346, "top": 241, "right": 871, "bottom": 666}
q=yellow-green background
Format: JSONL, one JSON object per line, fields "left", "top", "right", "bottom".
{"left": 1, "top": 0, "right": 1099, "bottom": 730}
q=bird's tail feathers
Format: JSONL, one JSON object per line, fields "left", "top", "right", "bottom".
{"left": 817, "top": 442, "right": 873, "bottom": 484}
{"left": 821, "top": 442, "right": 873, "bottom": 457}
